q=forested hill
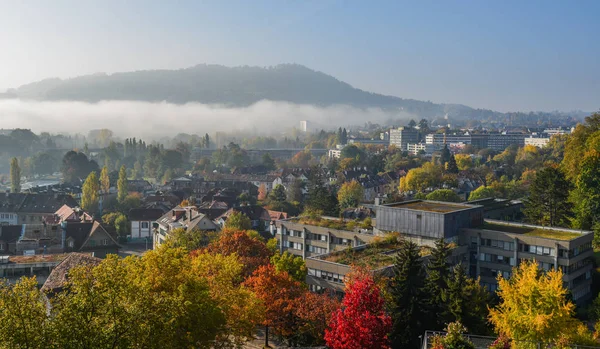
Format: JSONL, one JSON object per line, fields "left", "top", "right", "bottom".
{"left": 3, "top": 64, "right": 586, "bottom": 124}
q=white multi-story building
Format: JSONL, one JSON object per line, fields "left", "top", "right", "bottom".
{"left": 525, "top": 137, "right": 551, "bottom": 148}
{"left": 406, "top": 143, "right": 439, "bottom": 155}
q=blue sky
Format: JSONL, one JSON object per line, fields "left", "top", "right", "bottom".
{"left": 1, "top": 0, "right": 598, "bottom": 112}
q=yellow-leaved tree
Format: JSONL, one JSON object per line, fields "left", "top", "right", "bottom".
{"left": 192, "top": 252, "right": 264, "bottom": 347}
{"left": 489, "top": 260, "right": 595, "bottom": 347}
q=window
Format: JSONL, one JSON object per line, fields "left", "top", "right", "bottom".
{"left": 141, "top": 222, "right": 149, "bottom": 229}
{"left": 0, "top": 243, "right": 3, "bottom": 251}
{"left": 102, "top": 239, "right": 109, "bottom": 246}
{"left": 89, "top": 240, "right": 96, "bottom": 247}
{"left": 68, "top": 241, "right": 74, "bottom": 248}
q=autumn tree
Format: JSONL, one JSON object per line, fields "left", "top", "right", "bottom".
{"left": 204, "top": 230, "right": 273, "bottom": 276}
{"left": 294, "top": 292, "right": 341, "bottom": 346}
{"left": 399, "top": 162, "right": 442, "bottom": 193}
{"left": 455, "top": 154, "right": 473, "bottom": 171}
{"left": 117, "top": 165, "right": 128, "bottom": 204}
{"left": 100, "top": 165, "right": 110, "bottom": 194}
{"left": 468, "top": 186, "right": 498, "bottom": 201}
{"left": 224, "top": 211, "right": 252, "bottom": 230}
{"left": 258, "top": 183, "right": 268, "bottom": 201}
{"left": 523, "top": 166, "right": 572, "bottom": 226}
{"left": 337, "top": 180, "right": 364, "bottom": 210}
{"left": 271, "top": 251, "right": 308, "bottom": 282}
{"left": 426, "top": 189, "right": 461, "bottom": 203}
{"left": 390, "top": 240, "right": 427, "bottom": 349}
{"left": 164, "top": 227, "right": 216, "bottom": 251}
{"left": 244, "top": 265, "right": 305, "bottom": 345}
{"left": 9, "top": 157, "right": 21, "bottom": 193}
{"left": 325, "top": 268, "right": 392, "bottom": 349}
{"left": 192, "top": 252, "right": 263, "bottom": 347}
{"left": 81, "top": 171, "right": 100, "bottom": 213}
{"left": 0, "top": 277, "right": 50, "bottom": 348}
{"left": 489, "top": 260, "right": 584, "bottom": 346}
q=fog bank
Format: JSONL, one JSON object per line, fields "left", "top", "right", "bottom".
{"left": 0, "top": 99, "right": 409, "bottom": 139}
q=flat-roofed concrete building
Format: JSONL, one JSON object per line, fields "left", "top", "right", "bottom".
{"left": 278, "top": 200, "right": 594, "bottom": 303}
{"left": 389, "top": 127, "right": 418, "bottom": 151}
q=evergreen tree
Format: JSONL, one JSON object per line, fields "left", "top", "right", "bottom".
{"left": 390, "top": 240, "right": 427, "bottom": 349}
{"left": 117, "top": 165, "right": 128, "bottom": 204}
{"left": 81, "top": 171, "right": 99, "bottom": 213}
{"left": 442, "top": 265, "right": 490, "bottom": 335}
{"left": 408, "top": 119, "right": 417, "bottom": 128}
{"left": 9, "top": 157, "right": 21, "bottom": 193}
{"left": 425, "top": 238, "right": 451, "bottom": 330}
{"left": 524, "top": 166, "right": 572, "bottom": 227}
{"left": 445, "top": 155, "right": 459, "bottom": 174}
{"left": 269, "top": 184, "right": 287, "bottom": 202}
{"left": 341, "top": 128, "right": 348, "bottom": 145}
{"left": 440, "top": 145, "right": 451, "bottom": 165}
{"left": 204, "top": 133, "right": 210, "bottom": 149}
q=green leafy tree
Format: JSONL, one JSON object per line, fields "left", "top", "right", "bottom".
{"left": 271, "top": 251, "right": 308, "bottom": 283}
{"left": 571, "top": 150, "right": 600, "bottom": 230}
{"left": 523, "top": 166, "right": 572, "bottom": 226}
{"left": 287, "top": 178, "right": 305, "bottom": 203}
{"left": 390, "top": 240, "right": 427, "bottom": 348}
{"left": 117, "top": 165, "right": 128, "bottom": 204}
{"left": 9, "top": 157, "right": 21, "bottom": 193}
{"left": 269, "top": 184, "right": 287, "bottom": 202}
{"left": 81, "top": 171, "right": 100, "bottom": 213}
{"left": 133, "top": 161, "right": 143, "bottom": 179}
{"left": 224, "top": 211, "right": 252, "bottom": 230}
{"left": 426, "top": 189, "right": 461, "bottom": 203}
{"left": 114, "top": 214, "right": 129, "bottom": 237}
{"left": 425, "top": 238, "right": 451, "bottom": 331}
{"left": 468, "top": 186, "right": 498, "bottom": 201}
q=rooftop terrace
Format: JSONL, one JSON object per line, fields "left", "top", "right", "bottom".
{"left": 288, "top": 215, "right": 373, "bottom": 232}
{"left": 316, "top": 234, "right": 433, "bottom": 269}
{"left": 6, "top": 254, "right": 69, "bottom": 264}
{"left": 385, "top": 200, "right": 475, "bottom": 213}
{"left": 482, "top": 221, "right": 586, "bottom": 241}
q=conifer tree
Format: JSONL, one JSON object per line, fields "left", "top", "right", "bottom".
{"left": 425, "top": 238, "right": 451, "bottom": 330}
{"left": 445, "top": 155, "right": 459, "bottom": 174}
{"left": 390, "top": 240, "right": 427, "bottom": 349}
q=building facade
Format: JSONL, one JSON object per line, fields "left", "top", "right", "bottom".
{"left": 389, "top": 127, "right": 419, "bottom": 151}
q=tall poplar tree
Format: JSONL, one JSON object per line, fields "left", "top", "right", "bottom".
{"left": 100, "top": 166, "right": 110, "bottom": 195}
{"left": 9, "top": 157, "right": 21, "bottom": 193}
{"left": 117, "top": 165, "right": 128, "bottom": 204}
{"left": 81, "top": 171, "right": 99, "bottom": 213}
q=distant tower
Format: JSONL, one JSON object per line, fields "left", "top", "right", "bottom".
{"left": 299, "top": 120, "right": 309, "bottom": 132}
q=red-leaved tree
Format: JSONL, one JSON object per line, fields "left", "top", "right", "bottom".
{"left": 325, "top": 268, "right": 392, "bottom": 349}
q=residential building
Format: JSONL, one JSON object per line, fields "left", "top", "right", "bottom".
{"left": 389, "top": 127, "right": 419, "bottom": 151}
{"left": 154, "top": 206, "right": 219, "bottom": 248}
{"left": 129, "top": 208, "right": 166, "bottom": 240}
{"left": 41, "top": 252, "right": 101, "bottom": 294}
{"left": 282, "top": 200, "right": 594, "bottom": 303}
{"left": 0, "top": 254, "right": 67, "bottom": 286}
{"left": 0, "top": 193, "right": 78, "bottom": 225}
